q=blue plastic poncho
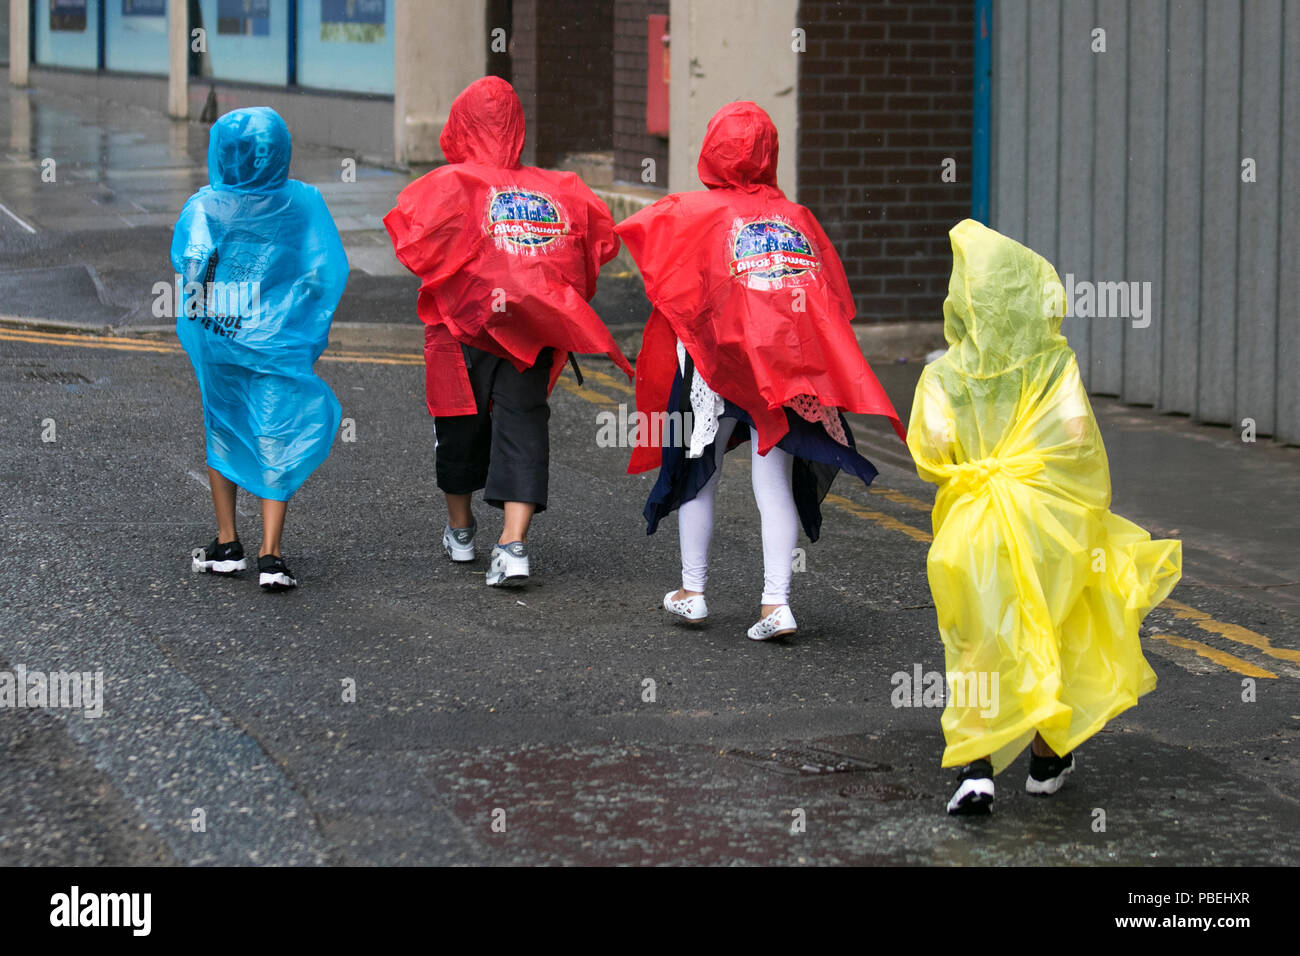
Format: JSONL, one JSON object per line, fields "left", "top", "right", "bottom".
{"left": 171, "top": 107, "right": 348, "bottom": 501}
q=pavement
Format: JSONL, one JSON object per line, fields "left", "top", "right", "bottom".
{"left": 1, "top": 79, "right": 1298, "bottom": 867}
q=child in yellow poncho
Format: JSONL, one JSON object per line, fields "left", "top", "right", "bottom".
{"left": 908, "top": 220, "right": 1182, "bottom": 815}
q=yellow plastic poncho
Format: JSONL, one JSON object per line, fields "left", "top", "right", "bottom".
{"left": 908, "top": 220, "right": 1182, "bottom": 773}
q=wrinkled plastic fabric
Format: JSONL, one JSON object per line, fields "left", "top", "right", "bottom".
{"left": 384, "top": 76, "right": 631, "bottom": 417}
{"left": 618, "top": 102, "right": 903, "bottom": 474}
{"left": 908, "top": 219, "right": 1182, "bottom": 773}
{"left": 172, "top": 107, "right": 347, "bottom": 501}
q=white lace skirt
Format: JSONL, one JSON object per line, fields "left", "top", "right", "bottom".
{"left": 675, "top": 339, "right": 849, "bottom": 457}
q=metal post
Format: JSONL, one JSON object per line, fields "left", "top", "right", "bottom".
{"left": 287, "top": 0, "right": 297, "bottom": 86}
{"left": 972, "top": 0, "right": 992, "bottom": 224}
{"left": 97, "top": 0, "right": 106, "bottom": 70}
{"left": 9, "top": 0, "right": 31, "bottom": 85}
{"left": 167, "top": 0, "right": 188, "bottom": 118}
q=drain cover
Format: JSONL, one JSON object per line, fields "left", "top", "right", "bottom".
{"left": 724, "top": 746, "right": 890, "bottom": 776}
{"left": 839, "top": 782, "right": 926, "bottom": 802}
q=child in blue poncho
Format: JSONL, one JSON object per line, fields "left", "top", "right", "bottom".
{"left": 171, "top": 107, "right": 348, "bottom": 591}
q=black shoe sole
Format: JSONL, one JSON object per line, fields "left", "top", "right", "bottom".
{"left": 192, "top": 548, "right": 246, "bottom": 575}
{"left": 1026, "top": 754, "right": 1075, "bottom": 795}
{"left": 948, "top": 793, "right": 994, "bottom": 816}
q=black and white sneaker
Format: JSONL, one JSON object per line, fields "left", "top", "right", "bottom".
{"left": 191, "top": 538, "right": 247, "bottom": 575}
{"left": 486, "top": 541, "right": 529, "bottom": 587}
{"left": 443, "top": 522, "right": 477, "bottom": 562}
{"left": 1026, "top": 751, "right": 1075, "bottom": 795}
{"left": 258, "top": 554, "right": 298, "bottom": 591}
{"left": 946, "top": 758, "right": 995, "bottom": 815}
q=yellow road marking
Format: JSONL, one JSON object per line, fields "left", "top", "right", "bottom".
{"left": 0, "top": 328, "right": 428, "bottom": 367}
{"left": 555, "top": 376, "right": 620, "bottom": 408}
{"left": 8, "top": 325, "right": 1294, "bottom": 678}
{"left": 323, "top": 348, "right": 421, "bottom": 363}
{"left": 581, "top": 366, "right": 636, "bottom": 396}
{"left": 561, "top": 383, "right": 1300, "bottom": 680}
{"left": 823, "top": 492, "right": 933, "bottom": 544}
{"left": 868, "top": 486, "right": 932, "bottom": 512}
{"left": 320, "top": 352, "right": 421, "bottom": 366}
{"left": 1148, "top": 633, "right": 1279, "bottom": 679}
{"left": 0, "top": 327, "right": 181, "bottom": 348}
{"left": 0, "top": 330, "right": 634, "bottom": 382}
{"left": 0, "top": 329, "right": 179, "bottom": 354}
{"left": 1162, "top": 599, "right": 1300, "bottom": 665}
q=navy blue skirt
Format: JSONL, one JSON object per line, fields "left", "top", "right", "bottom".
{"left": 642, "top": 369, "right": 880, "bottom": 542}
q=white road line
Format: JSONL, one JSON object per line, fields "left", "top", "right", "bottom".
{"left": 0, "top": 201, "right": 37, "bottom": 234}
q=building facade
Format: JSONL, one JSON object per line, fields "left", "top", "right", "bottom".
{"left": 6, "top": 0, "right": 1296, "bottom": 441}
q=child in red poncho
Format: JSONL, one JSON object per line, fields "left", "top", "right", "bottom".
{"left": 618, "top": 102, "right": 905, "bottom": 640}
{"left": 385, "top": 77, "right": 631, "bottom": 588}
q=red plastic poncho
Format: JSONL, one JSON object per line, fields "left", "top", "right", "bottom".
{"left": 617, "top": 101, "right": 904, "bottom": 474}
{"left": 384, "top": 76, "right": 632, "bottom": 416}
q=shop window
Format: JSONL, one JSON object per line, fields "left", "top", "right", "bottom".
{"left": 35, "top": 0, "right": 101, "bottom": 69}
{"left": 191, "top": 0, "right": 289, "bottom": 85}
{"left": 296, "top": 0, "right": 394, "bottom": 95}
{"left": 107, "top": 0, "right": 169, "bottom": 75}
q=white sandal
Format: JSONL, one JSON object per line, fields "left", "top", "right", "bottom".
{"left": 663, "top": 590, "right": 708, "bottom": 623}
{"left": 747, "top": 605, "right": 797, "bottom": 641}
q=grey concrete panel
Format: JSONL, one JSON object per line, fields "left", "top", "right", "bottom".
{"left": 1057, "top": 0, "right": 1097, "bottom": 382}
{"left": 1196, "top": 0, "right": 1242, "bottom": 424}
{"left": 1123, "top": 0, "right": 1167, "bottom": 405}
{"left": 1234, "top": 0, "right": 1283, "bottom": 436}
{"left": 1160, "top": 0, "right": 1205, "bottom": 416}
{"left": 1089, "top": 0, "right": 1129, "bottom": 396}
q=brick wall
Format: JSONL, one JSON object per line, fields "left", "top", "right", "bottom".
{"left": 512, "top": 0, "right": 614, "bottom": 168}
{"left": 613, "top": 0, "right": 670, "bottom": 188}
{"left": 797, "top": 0, "right": 974, "bottom": 323}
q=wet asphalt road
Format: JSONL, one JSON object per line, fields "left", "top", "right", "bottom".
{"left": 0, "top": 329, "right": 1297, "bottom": 866}
{"left": 1, "top": 80, "right": 1298, "bottom": 867}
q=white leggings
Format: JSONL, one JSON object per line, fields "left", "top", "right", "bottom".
{"left": 678, "top": 418, "right": 799, "bottom": 605}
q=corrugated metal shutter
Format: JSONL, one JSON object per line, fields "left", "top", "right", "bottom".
{"left": 991, "top": 0, "right": 1300, "bottom": 443}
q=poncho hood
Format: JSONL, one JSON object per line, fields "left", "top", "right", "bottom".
{"left": 386, "top": 75, "right": 628, "bottom": 417}
{"left": 619, "top": 100, "right": 903, "bottom": 469}
{"left": 208, "top": 107, "right": 291, "bottom": 193}
{"left": 943, "top": 218, "right": 1068, "bottom": 377}
{"left": 439, "top": 76, "right": 525, "bottom": 168}
{"left": 697, "top": 101, "right": 779, "bottom": 192}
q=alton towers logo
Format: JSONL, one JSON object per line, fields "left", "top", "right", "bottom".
{"left": 487, "top": 189, "right": 568, "bottom": 248}
{"left": 729, "top": 217, "right": 820, "bottom": 286}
